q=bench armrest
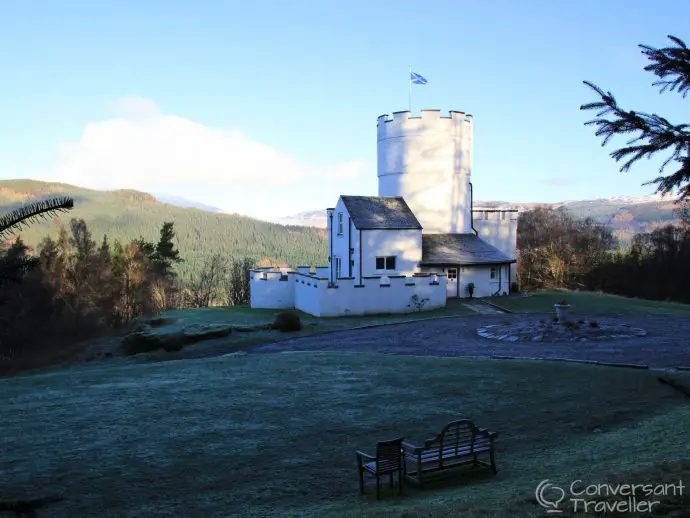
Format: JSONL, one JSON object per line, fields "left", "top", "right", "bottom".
{"left": 355, "top": 450, "right": 375, "bottom": 465}
{"left": 401, "top": 441, "right": 422, "bottom": 454}
{"left": 475, "top": 427, "right": 498, "bottom": 441}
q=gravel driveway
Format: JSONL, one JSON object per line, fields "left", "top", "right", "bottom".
{"left": 246, "top": 314, "right": 690, "bottom": 369}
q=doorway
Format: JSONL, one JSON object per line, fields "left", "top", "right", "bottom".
{"left": 446, "top": 267, "right": 458, "bottom": 298}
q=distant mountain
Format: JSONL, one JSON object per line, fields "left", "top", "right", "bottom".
{"left": 277, "top": 210, "right": 327, "bottom": 227}
{"left": 278, "top": 194, "right": 683, "bottom": 244}
{"left": 151, "top": 193, "right": 223, "bottom": 213}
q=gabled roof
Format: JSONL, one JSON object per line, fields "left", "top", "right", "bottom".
{"left": 421, "top": 233, "right": 515, "bottom": 265}
{"left": 339, "top": 196, "right": 422, "bottom": 230}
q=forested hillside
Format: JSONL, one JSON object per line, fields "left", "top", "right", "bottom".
{"left": 0, "top": 180, "right": 328, "bottom": 277}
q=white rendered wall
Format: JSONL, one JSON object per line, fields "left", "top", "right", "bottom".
{"left": 303, "top": 275, "right": 447, "bottom": 317}
{"left": 293, "top": 274, "right": 322, "bottom": 316}
{"left": 250, "top": 270, "right": 294, "bottom": 309}
{"left": 472, "top": 209, "right": 518, "bottom": 285}
{"left": 377, "top": 110, "right": 473, "bottom": 234}
{"left": 250, "top": 270, "right": 447, "bottom": 316}
{"left": 331, "top": 198, "right": 355, "bottom": 281}
{"left": 360, "top": 229, "right": 422, "bottom": 277}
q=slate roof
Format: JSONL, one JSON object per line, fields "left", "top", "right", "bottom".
{"left": 421, "top": 233, "right": 515, "bottom": 265}
{"left": 340, "top": 196, "right": 422, "bottom": 230}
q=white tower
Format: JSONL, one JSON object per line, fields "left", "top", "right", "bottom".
{"left": 377, "top": 110, "right": 473, "bottom": 234}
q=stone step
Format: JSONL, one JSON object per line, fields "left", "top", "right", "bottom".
{"left": 462, "top": 301, "right": 506, "bottom": 315}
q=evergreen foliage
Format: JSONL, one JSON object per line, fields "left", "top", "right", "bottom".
{"left": 581, "top": 35, "right": 690, "bottom": 200}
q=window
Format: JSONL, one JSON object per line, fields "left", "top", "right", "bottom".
{"left": 337, "top": 212, "right": 344, "bottom": 235}
{"left": 490, "top": 267, "right": 497, "bottom": 279}
{"left": 334, "top": 257, "right": 342, "bottom": 278}
{"left": 375, "top": 256, "right": 396, "bottom": 271}
{"left": 447, "top": 268, "right": 457, "bottom": 280}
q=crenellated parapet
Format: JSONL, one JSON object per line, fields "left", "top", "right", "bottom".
{"left": 377, "top": 110, "right": 473, "bottom": 141}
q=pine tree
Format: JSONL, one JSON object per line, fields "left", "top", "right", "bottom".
{"left": 581, "top": 35, "right": 690, "bottom": 200}
{"left": 155, "top": 221, "right": 182, "bottom": 275}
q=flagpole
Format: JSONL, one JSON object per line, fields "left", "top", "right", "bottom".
{"left": 408, "top": 64, "right": 412, "bottom": 112}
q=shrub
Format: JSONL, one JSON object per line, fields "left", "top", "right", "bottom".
{"left": 121, "top": 324, "right": 233, "bottom": 355}
{"left": 163, "top": 341, "right": 184, "bottom": 352}
{"left": 121, "top": 329, "right": 163, "bottom": 355}
{"left": 147, "top": 316, "right": 176, "bottom": 327}
{"left": 182, "top": 325, "right": 232, "bottom": 344}
{"left": 273, "top": 311, "right": 302, "bottom": 332}
{"left": 407, "top": 294, "right": 430, "bottom": 312}
{"left": 510, "top": 282, "right": 519, "bottom": 293}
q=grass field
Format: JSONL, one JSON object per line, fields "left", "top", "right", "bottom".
{"left": 2, "top": 352, "right": 689, "bottom": 516}
{"left": 491, "top": 291, "right": 690, "bottom": 316}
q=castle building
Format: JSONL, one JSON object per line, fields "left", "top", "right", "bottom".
{"left": 250, "top": 109, "right": 518, "bottom": 317}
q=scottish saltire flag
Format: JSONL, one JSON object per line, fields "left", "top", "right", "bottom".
{"left": 410, "top": 71, "right": 428, "bottom": 84}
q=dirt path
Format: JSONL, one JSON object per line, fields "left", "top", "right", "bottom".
{"left": 245, "top": 314, "right": 690, "bottom": 368}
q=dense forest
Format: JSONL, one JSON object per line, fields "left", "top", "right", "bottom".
{"left": 0, "top": 180, "right": 328, "bottom": 277}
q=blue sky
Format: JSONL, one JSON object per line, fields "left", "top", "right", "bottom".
{"left": 1, "top": 0, "right": 688, "bottom": 220}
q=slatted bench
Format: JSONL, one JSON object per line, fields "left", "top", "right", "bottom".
{"left": 402, "top": 419, "right": 497, "bottom": 486}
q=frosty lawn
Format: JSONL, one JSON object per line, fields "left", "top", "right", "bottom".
{"left": 2, "top": 353, "right": 689, "bottom": 516}
{"left": 492, "top": 290, "right": 690, "bottom": 316}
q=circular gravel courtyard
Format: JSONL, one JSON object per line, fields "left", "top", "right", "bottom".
{"left": 247, "top": 313, "right": 690, "bottom": 369}
{"left": 477, "top": 318, "right": 647, "bottom": 343}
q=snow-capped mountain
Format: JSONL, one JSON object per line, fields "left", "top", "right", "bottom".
{"left": 275, "top": 194, "right": 683, "bottom": 236}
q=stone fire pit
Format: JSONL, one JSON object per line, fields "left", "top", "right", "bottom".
{"left": 477, "top": 318, "right": 647, "bottom": 343}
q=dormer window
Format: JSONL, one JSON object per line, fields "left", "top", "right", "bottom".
{"left": 337, "top": 212, "right": 344, "bottom": 235}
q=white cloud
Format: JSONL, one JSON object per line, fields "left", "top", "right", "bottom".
{"left": 39, "top": 98, "right": 366, "bottom": 192}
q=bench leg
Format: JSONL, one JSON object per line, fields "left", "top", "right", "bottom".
{"left": 376, "top": 476, "right": 380, "bottom": 500}
{"left": 357, "top": 463, "right": 364, "bottom": 494}
{"left": 389, "top": 473, "right": 393, "bottom": 487}
{"left": 398, "top": 468, "right": 403, "bottom": 495}
{"left": 490, "top": 450, "right": 497, "bottom": 473}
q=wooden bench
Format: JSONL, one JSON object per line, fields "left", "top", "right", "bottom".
{"left": 402, "top": 419, "right": 497, "bottom": 486}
